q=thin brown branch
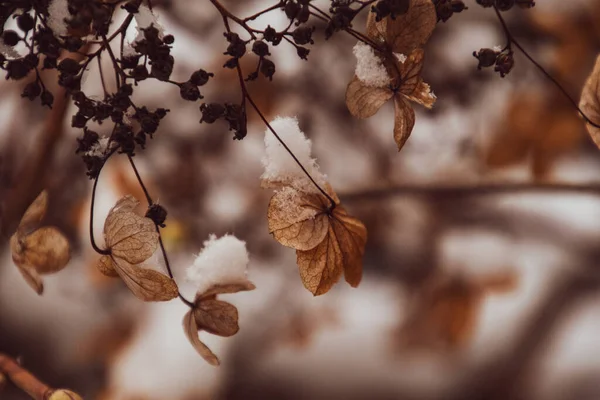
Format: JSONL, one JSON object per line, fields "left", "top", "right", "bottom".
{"left": 340, "top": 182, "right": 600, "bottom": 202}
{"left": 0, "top": 353, "right": 50, "bottom": 400}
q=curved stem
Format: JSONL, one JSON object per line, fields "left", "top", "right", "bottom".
{"left": 90, "top": 170, "right": 111, "bottom": 256}
{"left": 126, "top": 155, "right": 194, "bottom": 307}
{"left": 0, "top": 353, "right": 52, "bottom": 400}
{"left": 492, "top": 6, "right": 600, "bottom": 129}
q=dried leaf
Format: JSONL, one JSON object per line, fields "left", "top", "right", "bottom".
{"left": 268, "top": 189, "right": 330, "bottom": 251}
{"left": 13, "top": 227, "right": 70, "bottom": 274}
{"left": 297, "top": 225, "right": 343, "bottom": 295}
{"left": 269, "top": 188, "right": 367, "bottom": 296}
{"left": 367, "top": 0, "right": 437, "bottom": 55}
{"left": 580, "top": 54, "right": 600, "bottom": 148}
{"left": 345, "top": 75, "right": 393, "bottom": 118}
{"left": 111, "top": 256, "right": 178, "bottom": 301}
{"left": 198, "top": 281, "right": 256, "bottom": 300}
{"left": 96, "top": 255, "right": 119, "bottom": 277}
{"left": 393, "top": 95, "right": 416, "bottom": 151}
{"left": 103, "top": 196, "right": 159, "bottom": 265}
{"left": 194, "top": 299, "right": 240, "bottom": 337}
{"left": 183, "top": 310, "right": 220, "bottom": 366}
{"left": 18, "top": 190, "right": 48, "bottom": 235}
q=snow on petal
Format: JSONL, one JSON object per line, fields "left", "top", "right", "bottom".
{"left": 85, "top": 137, "right": 111, "bottom": 157}
{"left": 134, "top": 5, "right": 164, "bottom": 41}
{"left": 187, "top": 234, "right": 250, "bottom": 295}
{"left": 261, "top": 116, "right": 327, "bottom": 193}
{"left": 353, "top": 42, "right": 391, "bottom": 88}
{"left": 47, "top": 0, "right": 70, "bottom": 37}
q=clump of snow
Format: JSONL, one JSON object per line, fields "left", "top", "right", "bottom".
{"left": 187, "top": 234, "right": 250, "bottom": 295}
{"left": 261, "top": 116, "right": 327, "bottom": 193}
{"left": 85, "top": 136, "right": 111, "bottom": 157}
{"left": 395, "top": 53, "right": 407, "bottom": 64}
{"left": 0, "top": 39, "right": 20, "bottom": 59}
{"left": 133, "top": 5, "right": 164, "bottom": 42}
{"left": 353, "top": 42, "right": 390, "bottom": 87}
{"left": 47, "top": 0, "right": 70, "bottom": 37}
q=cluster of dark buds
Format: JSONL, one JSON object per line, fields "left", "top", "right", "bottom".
{"left": 434, "top": 0, "right": 467, "bottom": 22}
{"left": 178, "top": 69, "right": 214, "bottom": 101}
{"left": 130, "top": 26, "right": 175, "bottom": 82}
{"left": 200, "top": 103, "right": 247, "bottom": 140}
{"left": 326, "top": 1, "right": 359, "bottom": 38}
{"left": 475, "top": 0, "right": 535, "bottom": 9}
{"left": 371, "top": 0, "right": 410, "bottom": 21}
{"left": 283, "top": 0, "right": 311, "bottom": 25}
{"left": 473, "top": 48, "right": 514, "bottom": 77}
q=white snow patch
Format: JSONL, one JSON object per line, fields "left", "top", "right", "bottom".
{"left": 353, "top": 41, "right": 390, "bottom": 87}
{"left": 187, "top": 234, "right": 250, "bottom": 295}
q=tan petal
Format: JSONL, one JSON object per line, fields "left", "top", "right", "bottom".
{"left": 197, "top": 281, "right": 256, "bottom": 300}
{"left": 331, "top": 207, "right": 367, "bottom": 288}
{"left": 96, "top": 255, "right": 119, "bottom": 277}
{"left": 183, "top": 310, "right": 220, "bottom": 366}
{"left": 11, "top": 234, "right": 44, "bottom": 294}
{"left": 18, "top": 190, "right": 48, "bottom": 235}
{"left": 17, "top": 227, "right": 71, "bottom": 274}
{"left": 398, "top": 50, "right": 424, "bottom": 94}
{"left": 194, "top": 299, "right": 240, "bottom": 337}
{"left": 296, "top": 225, "right": 344, "bottom": 296}
{"left": 393, "top": 95, "right": 416, "bottom": 151}
{"left": 112, "top": 256, "right": 178, "bottom": 301}
{"left": 268, "top": 189, "right": 329, "bottom": 251}
{"left": 579, "top": 54, "right": 600, "bottom": 148}
{"left": 385, "top": 0, "right": 437, "bottom": 55}
{"left": 104, "top": 196, "right": 158, "bottom": 264}
{"left": 346, "top": 74, "right": 393, "bottom": 118}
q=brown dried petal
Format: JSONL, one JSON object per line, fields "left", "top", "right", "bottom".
{"left": 330, "top": 207, "right": 367, "bottom": 288}
{"left": 346, "top": 74, "right": 393, "bottom": 118}
{"left": 194, "top": 299, "right": 240, "bottom": 337}
{"left": 368, "top": 0, "right": 437, "bottom": 55}
{"left": 96, "top": 255, "right": 119, "bottom": 277}
{"left": 393, "top": 95, "right": 416, "bottom": 151}
{"left": 268, "top": 189, "right": 330, "bottom": 251}
{"left": 18, "top": 190, "right": 48, "bottom": 235}
{"left": 397, "top": 49, "right": 424, "bottom": 95}
{"left": 183, "top": 310, "right": 220, "bottom": 366}
{"left": 112, "top": 256, "right": 178, "bottom": 301}
{"left": 10, "top": 234, "right": 44, "bottom": 294}
{"left": 104, "top": 196, "right": 159, "bottom": 264}
{"left": 13, "top": 227, "right": 71, "bottom": 274}
{"left": 579, "top": 54, "right": 600, "bottom": 148}
{"left": 197, "top": 281, "right": 256, "bottom": 300}
{"left": 297, "top": 225, "right": 343, "bottom": 296}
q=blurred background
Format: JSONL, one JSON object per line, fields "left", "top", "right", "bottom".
{"left": 2, "top": 0, "right": 600, "bottom": 399}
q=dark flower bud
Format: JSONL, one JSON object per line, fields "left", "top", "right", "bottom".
{"left": 252, "top": 40, "right": 270, "bottom": 57}
{"left": 43, "top": 57, "right": 57, "bottom": 70}
{"left": 200, "top": 103, "right": 226, "bottom": 123}
{"left": 296, "top": 4, "right": 310, "bottom": 24}
{"left": 260, "top": 58, "right": 276, "bottom": 80}
{"left": 63, "top": 36, "right": 83, "bottom": 52}
{"left": 190, "top": 69, "right": 213, "bottom": 86}
{"left": 451, "top": 0, "right": 467, "bottom": 12}
{"left": 296, "top": 46, "right": 310, "bottom": 60}
{"left": 155, "top": 108, "right": 169, "bottom": 119}
{"left": 119, "top": 84, "right": 134, "bottom": 96}
{"left": 143, "top": 25, "right": 160, "bottom": 42}
{"left": 5, "top": 59, "right": 30, "bottom": 80}
{"left": 76, "top": 128, "right": 99, "bottom": 154}
{"left": 17, "top": 14, "right": 35, "bottom": 32}
{"left": 135, "top": 130, "right": 147, "bottom": 148}
{"left": 476, "top": 0, "right": 495, "bottom": 7}
{"left": 225, "top": 33, "right": 246, "bottom": 58}
{"left": 145, "top": 204, "right": 168, "bottom": 227}
{"left": 82, "top": 155, "right": 104, "bottom": 179}
{"left": 2, "top": 30, "right": 20, "bottom": 47}
{"left": 494, "top": 52, "right": 514, "bottom": 77}
{"left": 264, "top": 26, "right": 282, "bottom": 45}
{"left": 131, "top": 65, "right": 149, "bottom": 81}
{"left": 223, "top": 57, "right": 238, "bottom": 69}
{"left": 285, "top": 1, "right": 300, "bottom": 19}
{"left": 292, "top": 26, "right": 314, "bottom": 45}
{"left": 495, "top": 0, "right": 515, "bottom": 11}
{"left": 150, "top": 55, "right": 174, "bottom": 81}
{"left": 40, "top": 90, "right": 54, "bottom": 108}
{"left": 58, "top": 58, "right": 81, "bottom": 74}
{"left": 473, "top": 48, "right": 499, "bottom": 69}
{"left": 21, "top": 81, "right": 41, "bottom": 100}
{"left": 72, "top": 112, "right": 88, "bottom": 128}
{"left": 163, "top": 34, "right": 175, "bottom": 45}
{"left": 516, "top": 0, "right": 535, "bottom": 8}
{"left": 121, "top": 54, "right": 141, "bottom": 69}
{"left": 179, "top": 81, "right": 201, "bottom": 101}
